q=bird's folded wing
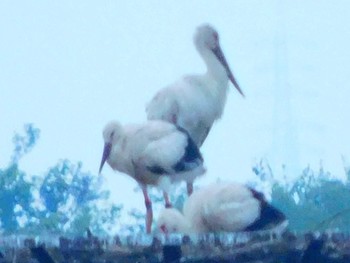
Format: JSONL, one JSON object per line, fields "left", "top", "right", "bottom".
{"left": 203, "top": 198, "right": 260, "bottom": 231}
{"left": 200, "top": 184, "right": 261, "bottom": 231}
{"left": 135, "top": 130, "right": 188, "bottom": 174}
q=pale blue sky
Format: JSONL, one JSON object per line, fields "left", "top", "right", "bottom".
{"left": 1, "top": 1, "right": 350, "bottom": 215}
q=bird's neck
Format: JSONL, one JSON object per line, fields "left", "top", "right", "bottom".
{"left": 199, "top": 48, "right": 228, "bottom": 84}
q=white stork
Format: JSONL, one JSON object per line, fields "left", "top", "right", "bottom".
{"left": 157, "top": 182, "right": 287, "bottom": 234}
{"left": 99, "top": 120, "right": 205, "bottom": 234}
{"left": 147, "top": 24, "right": 244, "bottom": 195}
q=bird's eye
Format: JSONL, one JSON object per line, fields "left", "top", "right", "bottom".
{"left": 213, "top": 32, "right": 218, "bottom": 41}
{"left": 110, "top": 131, "right": 115, "bottom": 139}
{"left": 160, "top": 224, "right": 168, "bottom": 233}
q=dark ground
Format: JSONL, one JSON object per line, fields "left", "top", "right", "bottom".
{"left": 0, "top": 231, "right": 350, "bottom": 263}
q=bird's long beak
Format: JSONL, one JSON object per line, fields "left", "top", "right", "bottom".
{"left": 212, "top": 45, "right": 245, "bottom": 97}
{"left": 99, "top": 142, "right": 112, "bottom": 174}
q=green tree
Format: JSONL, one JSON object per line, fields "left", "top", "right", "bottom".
{"left": 253, "top": 160, "right": 350, "bottom": 232}
{"left": 0, "top": 124, "right": 39, "bottom": 233}
{"left": 0, "top": 124, "right": 122, "bottom": 235}
{"left": 37, "top": 159, "right": 122, "bottom": 235}
{"left": 0, "top": 165, "right": 35, "bottom": 233}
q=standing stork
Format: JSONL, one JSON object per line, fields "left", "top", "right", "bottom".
{"left": 146, "top": 24, "right": 244, "bottom": 196}
{"left": 99, "top": 120, "right": 205, "bottom": 234}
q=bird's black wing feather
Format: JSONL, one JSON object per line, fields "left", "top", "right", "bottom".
{"left": 244, "top": 188, "right": 286, "bottom": 231}
{"left": 147, "top": 165, "right": 167, "bottom": 174}
{"left": 172, "top": 126, "right": 203, "bottom": 173}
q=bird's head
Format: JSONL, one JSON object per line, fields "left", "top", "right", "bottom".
{"left": 194, "top": 24, "right": 220, "bottom": 51}
{"left": 157, "top": 208, "right": 191, "bottom": 234}
{"left": 194, "top": 24, "right": 244, "bottom": 97}
{"left": 99, "top": 121, "right": 123, "bottom": 174}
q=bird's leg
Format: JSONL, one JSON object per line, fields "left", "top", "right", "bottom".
{"left": 142, "top": 187, "right": 153, "bottom": 234}
{"left": 187, "top": 182, "right": 193, "bottom": 196}
{"left": 163, "top": 192, "right": 172, "bottom": 208}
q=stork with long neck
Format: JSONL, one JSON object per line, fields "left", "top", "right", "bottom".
{"left": 147, "top": 24, "right": 244, "bottom": 196}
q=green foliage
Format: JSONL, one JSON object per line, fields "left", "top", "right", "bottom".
{"left": 11, "top": 124, "right": 40, "bottom": 163}
{"left": 0, "top": 164, "right": 34, "bottom": 233}
{"left": 253, "top": 160, "right": 350, "bottom": 233}
{"left": 34, "top": 159, "right": 122, "bottom": 236}
{"left": 0, "top": 124, "right": 122, "bottom": 235}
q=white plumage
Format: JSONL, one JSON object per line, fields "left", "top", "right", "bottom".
{"left": 99, "top": 120, "right": 206, "bottom": 233}
{"left": 146, "top": 24, "right": 244, "bottom": 148}
{"left": 157, "top": 182, "right": 287, "bottom": 234}
{"left": 99, "top": 120, "right": 205, "bottom": 186}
